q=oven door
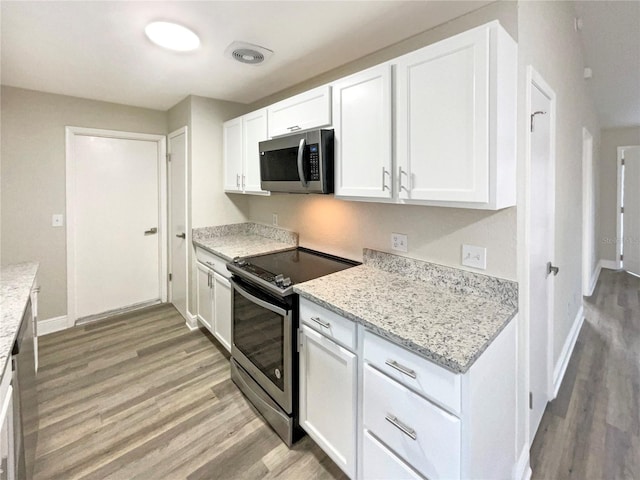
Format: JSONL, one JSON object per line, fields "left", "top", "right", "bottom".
{"left": 230, "top": 277, "right": 293, "bottom": 414}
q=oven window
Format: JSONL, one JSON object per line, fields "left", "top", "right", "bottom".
{"left": 233, "top": 287, "right": 286, "bottom": 391}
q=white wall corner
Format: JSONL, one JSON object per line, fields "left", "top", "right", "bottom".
{"left": 585, "top": 262, "right": 603, "bottom": 297}
{"left": 515, "top": 444, "right": 532, "bottom": 480}
{"left": 38, "top": 315, "right": 69, "bottom": 336}
{"left": 599, "top": 259, "right": 619, "bottom": 271}
{"left": 552, "top": 306, "right": 584, "bottom": 399}
{"left": 185, "top": 311, "right": 199, "bottom": 331}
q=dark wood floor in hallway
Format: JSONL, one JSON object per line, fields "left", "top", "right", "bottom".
{"left": 34, "top": 304, "right": 346, "bottom": 480}
{"left": 531, "top": 268, "right": 640, "bottom": 479}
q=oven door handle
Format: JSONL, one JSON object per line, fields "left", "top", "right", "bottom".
{"left": 231, "top": 279, "right": 288, "bottom": 317}
{"left": 296, "top": 137, "right": 308, "bottom": 188}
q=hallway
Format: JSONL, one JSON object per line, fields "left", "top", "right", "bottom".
{"left": 531, "top": 268, "right": 640, "bottom": 478}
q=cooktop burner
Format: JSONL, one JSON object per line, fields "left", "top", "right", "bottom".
{"left": 227, "top": 247, "right": 359, "bottom": 296}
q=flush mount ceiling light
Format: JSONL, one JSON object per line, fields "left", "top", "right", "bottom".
{"left": 145, "top": 21, "right": 200, "bottom": 52}
{"left": 225, "top": 41, "right": 274, "bottom": 66}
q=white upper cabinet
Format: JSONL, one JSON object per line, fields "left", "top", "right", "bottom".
{"left": 333, "top": 64, "right": 393, "bottom": 199}
{"left": 242, "top": 109, "right": 269, "bottom": 194}
{"left": 267, "top": 86, "right": 332, "bottom": 138}
{"left": 395, "top": 22, "right": 516, "bottom": 209}
{"left": 223, "top": 117, "right": 242, "bottom": 192}
{"left": 223, "top": 109, "right": 269, "bottom": 195}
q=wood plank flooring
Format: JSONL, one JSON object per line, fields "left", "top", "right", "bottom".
{"left": 34, "top": 304, "right": 347, "bottom": 480}
{"left": 531, "top": 268, "right": 640, "bottom": 479}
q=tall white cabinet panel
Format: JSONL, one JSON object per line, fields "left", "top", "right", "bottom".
{"left": 212, "top": 272, "right": 232, "bottom": 351}
{"left": 242, "top": 109, "right": 269, "bottom": 194}
{"left": 267, "top": 86, "right": 331, "bottom": 138}
{"left": 333, "top": 64, "right": 393, "bottom": 199}
{"left": 299, "top": 325, "right": 357, "bottom": 478}
{"left": 395, "top": 26, "right": 489, "bottom": 204}
{"left": 391, "top": 21, "right": 517, "bottom": 209}
{"left": 223, "top": 117, "right": 243, "bottom": 192}
{"left": 196, "top": 263, "right": 213, "bottom": 331}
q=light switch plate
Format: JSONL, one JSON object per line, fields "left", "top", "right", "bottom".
{"left": 462, "top": 244, "right": 486, "bottom": 269}
{"left": 52, "top": 214, "right": 64, "bottom": 227}
{"left": 391, "top": 233, "right": 408, "bottom": 252}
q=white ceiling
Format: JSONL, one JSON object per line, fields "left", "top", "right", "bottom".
{"left": 574, "top": 1, "right": 640, "bottom": 128}
{"left": 0, "top": 0, "right": 490, "bottom": 111}
{"left": 2, "top": 1, "right": 638, "bottom": 128}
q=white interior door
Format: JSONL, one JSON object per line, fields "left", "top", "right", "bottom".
{"left": 582, "top": 128, "right": 596, "bottom": 294}
{"left": 169, "top": 128, "right": 188, "bottom": 320}
{"left": 68, "top": 130, "right": 166, "bottom": 321}
{"left": 623, "top": 147, "right": 640, "bottom": 276}
{"left": 529, "top": 77, "right": 555, "bottom": 443}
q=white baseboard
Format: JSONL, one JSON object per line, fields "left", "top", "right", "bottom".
{"left": 514, "top": 444, "right": 532, "bottom": 480}
{"left": 599, "top": 259, "right": 619, "bottom": 270}
{"left": 552, "top": 306, "right": 584, "bottom": 398}
{"left": 585, "top": 262, "right": 602, "bottom": 297}
{"left": 38, "top": 315, "right": 69, "bottom": 335}
{"left": 185, "top": 311, "right": 199, "bottom": 331}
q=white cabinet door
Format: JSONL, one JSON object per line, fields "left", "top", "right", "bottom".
{"left": 267, "top": 86, "right": 331, "bottom": 138}
{"left": 333, "top": 64, "right": 393, "bottom": 199}
{"left": 242, "top": 109, "right": 269, "bottom": 195}
{"left": 212, "top": 272, "right": 232, "bottom": 352}
{"left": 196, "top": 262, "right": 214, "bottom": 332}
{"left": 395, "top": 26, "right": 490, "bottom": 204}
{"left": 299, "top": 325, "right": 357, "bottom": 478}
{"left": 223, "top": 117, "right": 243, "bottom": 192}
{"left": 0, "top": 364, "right": 14, "bottom": 480}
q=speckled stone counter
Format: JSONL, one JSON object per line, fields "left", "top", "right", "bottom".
{"left": 192, "top": 222, "right": 298, "bottom": 261}
{"left": 0, "top": 262, "right": 38, "bottom": 381}
{"left": 294, "top": 249, "right": 517, "bottom": 373}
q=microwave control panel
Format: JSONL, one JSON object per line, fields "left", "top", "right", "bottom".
{"left": 309, "top": 144, "right": 320, "bottom": 181}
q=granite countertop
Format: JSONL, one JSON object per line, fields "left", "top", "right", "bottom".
{"left": 192, "top": 222, "right": 298, "bottom": 261}
{"left": 294, "top": 249, "right": 518, "bottom": 374}
{"left": 0, "top": 262, "right": 39, "bottom": 380}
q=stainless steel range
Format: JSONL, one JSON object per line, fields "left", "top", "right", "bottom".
{"left": 227, "top": 247, "right": 358, "bottom": 446}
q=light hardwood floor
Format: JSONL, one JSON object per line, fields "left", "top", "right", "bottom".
{"left": 531, "top": 268, "right": 640, "bottom": 478}
{"left": 34, "top": 305, "right": 347, "bottom": 480}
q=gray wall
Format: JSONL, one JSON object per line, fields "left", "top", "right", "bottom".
{"left": 598, "top": 126, "right": 640, "bottom": 262}
{"left": 1, "top": 86, "right": 167, "bottom": 320}
{"left": 246, "top": 1, "right": 519, "bottom": 281}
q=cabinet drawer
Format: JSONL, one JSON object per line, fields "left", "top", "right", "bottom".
{"left": 364, "top": 330, "right": 461, "bottom": 415}
{"left": 362, "top": 430, "right": 424, "bottom": 480}
{"left": 195, "top": 247, "right": 231, "bottom": 278}
{"left": 299, "top": 299, "right": 356, "bottom": 351}
{"left": 363, "top": 364, "right": 461, "bottom": 480}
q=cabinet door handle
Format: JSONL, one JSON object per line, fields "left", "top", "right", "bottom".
{"left": 385, "top": 359, "right": 417, "bottom": 379}
{"left": 242, "top": 174, "right": 246, "bottom": 189}
{"left": 236, "top": 174, "right": 241, "bottom": 188}
{"left": 385, "top": 414, "right": 417, "bottom": 440}
{"left": 382, "top": 167, "right": 390, "bottom": 191}
{"left": 288, "top": 125, "right": 301, "bottom": 131}
{"left": 310, "top": 316, "right": 330, "bottom": 329}
{"left": 398, "top": 167, "right": 410, "bottom": 193}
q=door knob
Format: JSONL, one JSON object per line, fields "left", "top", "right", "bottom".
{"left": 547, "top": 262, "right": 559, "bottom": 276}
{"left": 144, "top": 227, "right": 158, "bottom": 235}
{"left": 176, "top": 233, "right": 186, "bottom": 239}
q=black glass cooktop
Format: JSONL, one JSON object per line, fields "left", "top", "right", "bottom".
{"left": 228, "top": 247, "right": 359, "bottom": 296}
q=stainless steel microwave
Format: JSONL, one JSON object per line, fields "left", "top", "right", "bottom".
{"left": 259, "top": 129, "right": 334, "bottom": 194}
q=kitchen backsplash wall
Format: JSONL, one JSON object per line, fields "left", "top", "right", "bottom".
{"left": 249, "top": 195, "right": 517, "bottom": 281}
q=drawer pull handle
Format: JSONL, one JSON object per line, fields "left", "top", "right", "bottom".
{"left": 385, "top": 359, "right": 417, "bottom": 379}
{"left": 205, "top": 261, "right": 215, "bottom": 268}
{"left": 310, "top": 316, "right": 330, "bottom": 329}
{"left": 385, "top": 414, "right": 417, "bottom": 440}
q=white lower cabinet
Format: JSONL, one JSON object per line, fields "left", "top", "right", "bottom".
{"left": 299, "top": 324, "right": 357, "bottom": 479}
{"left": 0, "top": 361, "right": 15, "bottom": 480}
{"left": 195, "top": 247, "right": 232, "bottom": 353}
{"left": 362, "top": 431, "right": 422, "bottom": 480}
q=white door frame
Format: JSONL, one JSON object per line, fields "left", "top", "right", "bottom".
{"left": 167, "top": 126, "right": 191, "bottom": 321}
{"left": 521, "top": 66, "right": 557, "bottom": 450}
{"left": 582, "top": 127, "right": 596, "bottom": 295}
{"left": 616, "top": 145, "right": 640, "bottom": 270}
{"left": 65, "top": 126, "right": 168, "bottom": 327}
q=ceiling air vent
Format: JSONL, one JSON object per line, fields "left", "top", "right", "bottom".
{"left": 225, "top": 41, "right": 273, "bottom": 66}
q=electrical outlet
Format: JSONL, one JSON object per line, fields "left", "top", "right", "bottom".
{"left": 391, "top": 233, "right": 408, "bottom": 252}
{"left": 52, "top": 214, "right": 64, "bottom": 227}
{"left": 461, "top": 244, "right": 486, "bottom": 270}
{"left": 272, "top": 213, "right": 278, "bottom": 226}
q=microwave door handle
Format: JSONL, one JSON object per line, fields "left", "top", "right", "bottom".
{"left": 297, "top": 137, "right": 308, "bottom": 187}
